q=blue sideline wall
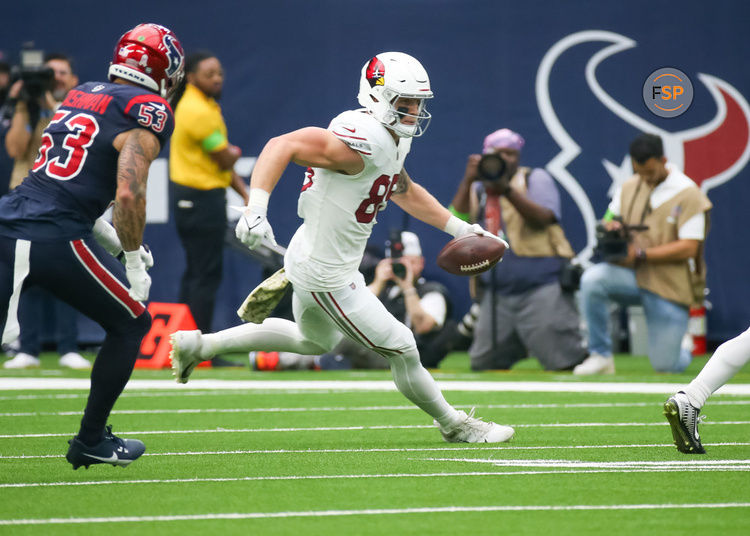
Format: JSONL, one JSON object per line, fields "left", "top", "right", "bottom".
{"left": 3, "top": 0, "right": 749, "bottom": 344}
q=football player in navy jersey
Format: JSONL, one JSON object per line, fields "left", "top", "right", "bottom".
{"left": 0, "top": 23, "right": 185, "bottom": 469}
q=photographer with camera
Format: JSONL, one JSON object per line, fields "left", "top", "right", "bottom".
{"left": 449, "top": 128, "right": 586, "bottom": 371}
{"left": 575, "top": 133, "right": 712, "bottom": 375}
{"left": 1, "top": 51, "right": 89, "bottom": 370}
{"left": 5, "top": 52, "right": 78, "bottom": 190}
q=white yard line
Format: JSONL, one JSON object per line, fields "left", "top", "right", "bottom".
{"left": 1, "top": 503, "right": 749, "bottom": 525}
{"left": 422, "top": 457, "right": 750, "bottom": 469}
{"left": 2, "top": 420, "right": 749, "bottom": 439}
{"left": 3, "top": 399, "right": 749, "bottom": 417}
{"left": 2, "top": 377, "right": 750, "bottom": 395}
{"left": 2, "top": 442, "right": 749, "bottom": 462}
{"left": 3, "top": 461, "right": 750, "bottom": 489}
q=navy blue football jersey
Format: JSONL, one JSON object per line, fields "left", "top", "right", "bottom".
{"left": 0, "top": 82, "right": 174, "bottom": 241}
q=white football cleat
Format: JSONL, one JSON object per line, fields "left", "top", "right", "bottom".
{"left": 170, "top": 330, "right": 205, "bottom": 384}
{"left": 3, "top": 352, "right": 41, "bottom": 369}
{"left": 435, "top": 409, "right": 515, "bottom": 443}
{"left": 59, "top": 352, "right": 91, "bottom": 370}
{"left": 573, "top": 353, "right": 615, "bottom": 375}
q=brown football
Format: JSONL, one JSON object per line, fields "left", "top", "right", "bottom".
{"left": 436, "top": 234, "right": 506, "bottom": 276}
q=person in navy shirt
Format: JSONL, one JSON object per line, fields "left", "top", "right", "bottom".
{"left": 0, "top": 23, "right": 185, "bottom": 469}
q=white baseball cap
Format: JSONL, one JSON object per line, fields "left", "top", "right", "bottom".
{"left": 401, "top": 231, "right": 422, "bottom": 256}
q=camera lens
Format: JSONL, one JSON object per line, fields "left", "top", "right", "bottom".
{"left": 477, "top": 153, "right": 506, "bottom": 181}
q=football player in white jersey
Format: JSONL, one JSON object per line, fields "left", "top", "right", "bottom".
{"left": 664, "top": 325, "right": 750, "bottom": 453}
{"left": 170, "top": 52, "right": 514, "bottom": 443}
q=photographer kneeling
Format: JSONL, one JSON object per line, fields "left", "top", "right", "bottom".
{"left": 575, "top": 133, "right": 712, "bottom": 374}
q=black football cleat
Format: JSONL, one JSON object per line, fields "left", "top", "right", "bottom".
{"left": 66, "top": 425, "right": 146, "bottom": 469}
{"left": 663, "top": 392, "right": 706, "bottom": 454}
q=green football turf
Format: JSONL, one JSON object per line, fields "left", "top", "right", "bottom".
{"left": 1, "top": 351, "right": 749, "bottom": 535}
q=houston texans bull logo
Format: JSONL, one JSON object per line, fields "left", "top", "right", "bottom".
{"left": 537, "top": 30, "right": 750, "bottom": 263}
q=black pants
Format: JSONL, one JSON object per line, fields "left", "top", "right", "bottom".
{"left": 0, "top": 235, "right": 151, "bottom": 443}
{"left": 172, "top": 183, "right": 227, "bottom": 333}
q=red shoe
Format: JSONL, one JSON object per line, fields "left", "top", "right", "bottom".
{"left": 251, "top": 351, "right": 280, "bottom": 371}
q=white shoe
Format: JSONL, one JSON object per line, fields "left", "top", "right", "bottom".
{"left": 59, "top": 352, "right": 91, "bottom": 370}
{"left": 170, "top": 330, "right": 204, "bottom": 384}
{"left": 3, "top": 352, "right": 41, "bottom": 369}
{"left": 573, "top": 353, "right": 615, "bottom": 375}
{"left": 435, "top": 409, "right": 515, "bottom": 443}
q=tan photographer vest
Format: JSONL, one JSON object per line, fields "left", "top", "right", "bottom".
{"left": 471, "top": 167, "right": 574, "bottom": 258}
{"left": 620, "top": 175, "right": 712, "bottom": 306}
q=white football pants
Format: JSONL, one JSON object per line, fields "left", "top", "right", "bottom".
{"left": 684, "top": 324, "right": 750, "bottom": 408}
{"left": 201, "top": 273, "right": 461, "bottom": 427}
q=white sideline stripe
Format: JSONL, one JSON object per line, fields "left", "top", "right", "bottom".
{"left": 3, "top": 399, "right": 750, "bottom": 417}
{"left": 423, "top": 458, "right": 750, "bottom": 469}
{"left": 3, "top": 421, "right": 750, "bottom": 439}
{"left": 4, "top": 460, "right": 750, "bottom": 489}
{"left": 3, "top": 390, "right": 749, "bottom": 402}
{"left": 0, "top": 389, "right": 367, "bottom": 401}
{"left": 2, "top": 377, "right": 750, "bottom": 395}
{"left": 1, "top": 503, "right": 749, "bottom": 525}
{"left": 3, "top": 442, "right": 749, "bottom": 461}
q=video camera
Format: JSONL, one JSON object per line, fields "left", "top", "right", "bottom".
{"left": 385, "top": 229, "right": 407, "bottom": 279}
{"left": 3, "top": 44, "right": 55, "bottom": 105}
{"left": 594, "top": 217, "right": 649, "bottom": 262}
{"left": 14, "top": 45, "right": 55, "bottom": 102}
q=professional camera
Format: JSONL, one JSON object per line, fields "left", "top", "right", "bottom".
{"left": 476, "top": 153, "right": 507, "bottom": 182}
{"left": 385, "top": 229, "right": 407, "bottom": 279}
{"left": 594, "top": 217, "right": 648, "bottom": 262}
{"left": 15, "top": 46, "right": 55, "bottom": 102}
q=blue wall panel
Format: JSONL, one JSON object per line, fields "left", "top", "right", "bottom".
{"left": 3, "top": 1, "right": 749, "bottom": 343}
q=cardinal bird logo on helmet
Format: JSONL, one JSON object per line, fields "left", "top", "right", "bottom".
{"left": 365, "top": 57, "right": 385, "bottom": 87}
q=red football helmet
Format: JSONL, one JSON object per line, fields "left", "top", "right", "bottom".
{"left": 108, "top": 23, "right": 185, "bottom": 100}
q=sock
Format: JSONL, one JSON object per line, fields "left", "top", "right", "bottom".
{"left": 201, "top": 318, "right": 328, "bottom": 358}
{"left": 387, "top": 348, "right": 461, "bottom": 428}
{"left": 683, "top": 327, "right": 750, "bottom": 409}
{"left": 78, "top": 314, "right": 149, "bottom": 445}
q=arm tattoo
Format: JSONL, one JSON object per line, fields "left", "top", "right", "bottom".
{"left": 113, "top": 129, "right": 160, "bottom": 251}
{"left": 393, "top": 172, "right": 411, "bottom": 195}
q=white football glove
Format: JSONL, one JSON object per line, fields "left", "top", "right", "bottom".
{"left": 235, "top": 208, "right": 277, "bottom": 250}
{"left": 123, "top": 250, "right": 151, "bottom": 301}
{"left": 448, "top": 217, "right": 510, "bottom": 249}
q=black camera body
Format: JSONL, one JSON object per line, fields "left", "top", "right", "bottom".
{"left": 7, "top": 46, "right": 55, "bottom": 104}
{"left": 17, "top": 47, "right": 55, "bottom": 102}
{"left": 385, "top": 229, "right": 407, "bottom": 279}
{"left": 18, "top": 66, "right": 55, "bottom": 102}
{"left": 594, "top": 218, "right": 648, "bottom": 262}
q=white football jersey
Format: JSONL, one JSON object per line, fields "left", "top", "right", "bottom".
{"left": 285, "top": 109, "right": 412, "bottom": 291}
